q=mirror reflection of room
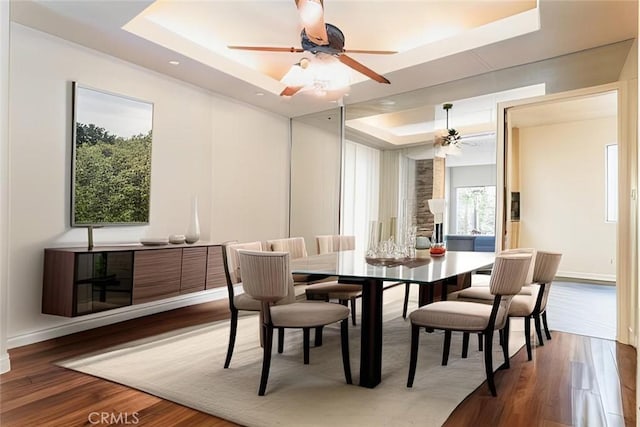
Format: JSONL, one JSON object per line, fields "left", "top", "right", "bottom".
{"left": 340, "top": 86, "right": 546, "bottom": 254}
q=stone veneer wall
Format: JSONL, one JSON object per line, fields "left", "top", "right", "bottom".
{"left": 415, "top": 159, "right": 434, "bottom": 237}
{"left": 415, "top": 157, "right": 446, "bottom": 238}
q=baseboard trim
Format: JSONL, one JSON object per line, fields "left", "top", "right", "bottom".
{"left": 556, "top": 270, "right": 616, "bottom": 284}
{"left": 8, "top": 288, "right": 227, "bottom": 349}
{"left": 0, "top": 351, "right": 10, "bottom": 374}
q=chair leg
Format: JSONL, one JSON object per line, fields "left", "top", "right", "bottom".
{"left": 277, "top": 327, "right": 285, "bottom": 354}
{"left": 478, "top": 333, "right": 483, "bottom": 351}
{"left": 314, "top": 326, "right": 323, "bottom": 347}
{"left": 350, "top": 297, "right": 357, "bottom": 326}
{"left": 501, "top": 318, "right": 510, "bottom": 369}
{"left": 442, "top": 330, "right": 452, "bottom": 366}
{"left": 402, "top": 283, "right": 410, "bottom": 319}
{"left": 542, "top": 311, "right": 552, "bottom": 340}
{"left": 303, "top": 327, "right": 310, "bottom": 364}
{"left": 524, "top": 316, "right": 532, "bottom": 361}
{"left": 407, "top": 324, "right": 420, "bottom": 387}
{"left": 461, "top": 332, "right": 470, "bottom": 358}
{"left": 340, "top": 318, "right": 352, "bottom": 384}
{"left": 534, "top": 315, "right": 544, "bottom": 346}
{"left": 483, "top": 330, "right": 496, "bottom": 396}
{"left": 224, "top": 309, "right": 238, "bottom": 369}
{"left": 258, "top": 324, "right": 273, "bottom": 396}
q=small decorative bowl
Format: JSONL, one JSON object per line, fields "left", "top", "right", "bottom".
{"left": 169, "top": 234, "right": 186, "bottom": 244}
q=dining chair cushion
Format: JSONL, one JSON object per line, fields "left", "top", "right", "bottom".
{"left": 233, "top": 292, "right": 262, "bottom": 311}
{"left": 270, "top": 301, "right": 350, "bottom": 328}
{"left": 305, "top": 282, "right": 362, "bottom": 301}
{"left": 507, "top": 294, "right": 538, "bottom": 317}
{"left": 409, "top": 301, "right": 501, "bottom": 331}
{"left": 452, "top": 282, "right": 537, "bottom": 301}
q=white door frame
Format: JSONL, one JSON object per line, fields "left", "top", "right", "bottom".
{"left": 496, "top": 82, "right": 637, "bottom": 346}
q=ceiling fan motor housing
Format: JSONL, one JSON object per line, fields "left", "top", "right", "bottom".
{"left": 301, "top": 23, "right": 345, "bottom": 54}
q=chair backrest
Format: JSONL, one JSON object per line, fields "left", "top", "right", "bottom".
{"left": 489, "top": 253, "right": 533, "bottom": 329}
{"left": 532, "top": 251, "right": 563, "bottom": 310}
{"left": 239, "top": 250, "right": 292, "bottom": 302}
{"left": 501, "top": 248, "right": 536, "bottom": 285}
{"left": 316, "top": 235, "right": 355, "bottom": 254}
{"left": 267, "top": 237, "right": 308, "bottom": 259}
{"left": 224, "top": 241, "right": 264, "bottom": 285}
{"left": 489, "top": 253, "right": 533, "bottom": 297}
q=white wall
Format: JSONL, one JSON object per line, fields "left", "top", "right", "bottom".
{"left": 211, "top": 97, "right": 290, "bottom": 244}
{"left": 290, "top": 120, "right": 341, "bottom": 254}
{"left": 518, "top": 117, "right": 617, "bottom": 281}
{"left": 6, "top": 24, "right": 289, "bottom": 347}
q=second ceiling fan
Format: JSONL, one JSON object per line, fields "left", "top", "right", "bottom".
{"left": 228, "top": 0, "right": 395, "bottom": 96}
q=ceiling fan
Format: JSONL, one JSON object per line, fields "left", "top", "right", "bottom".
{"left": 227, "top": 0, "right": 396, "bottom": 96}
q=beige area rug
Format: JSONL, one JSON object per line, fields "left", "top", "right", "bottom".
{"left": 58, "top": 286, "right": 525, "bottom": 427}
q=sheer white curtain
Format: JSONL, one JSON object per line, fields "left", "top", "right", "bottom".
{"left": 341, "top": 140, "right": 380, "bottom": 252}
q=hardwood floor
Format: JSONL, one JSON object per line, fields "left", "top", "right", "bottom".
{"left": 0, "top": 299, "right": 636, "bottom": 427}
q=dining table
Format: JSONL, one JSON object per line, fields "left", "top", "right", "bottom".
{"left": 291, "top": 249, "right": 496, "bottom": 388}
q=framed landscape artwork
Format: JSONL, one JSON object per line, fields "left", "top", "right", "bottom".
{"left": 71, "top": 83, "right": 153, "bottom": 226}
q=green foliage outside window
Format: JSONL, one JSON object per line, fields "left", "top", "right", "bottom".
{"left": 73, "top": 122, "right": 151, "bottom": 224}
{"left": 456, "top": 186, "right": 496, "bottom": 235}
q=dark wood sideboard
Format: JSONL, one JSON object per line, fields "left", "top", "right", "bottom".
{"left": 42, "top": 243, "right": 226, "bottom": 317}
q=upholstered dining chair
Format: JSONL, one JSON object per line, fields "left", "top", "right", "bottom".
{"left": 266, "top": 237, "right": 314, "bottom": 295}
{"left": 238, "top": 250, "right": 352, "bottom": 396}
{"left": 306, "top": 234, "right": 407, "bottom": 326}
{"left": 305, "top": 235, "right": 362, "bottom": 326}
{"left": 406, "top": 253, "right": 532, "bottom": 396}
{"left": 315, "top": 234, "right": 356, "bottom": 254}
{"left": 466, "top": 247, "right": 537, "bottom": 288}
{"left": 221, "top": 241, "right": 294, "bottom": 368}
{"left": 452, "top": 251, "right": 562, "bottom": 361}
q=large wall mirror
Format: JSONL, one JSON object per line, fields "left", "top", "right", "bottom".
{"left": 290, "top": 108, "right": 342, "bottom": 255}
{"left": 289, "top": 40, "right": 633, "bottom": 259}
{"left": 339, "top": 84, "right": 547, "bottom": 254}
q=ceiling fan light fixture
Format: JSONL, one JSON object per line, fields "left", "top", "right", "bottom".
{"left": 298, "top": 0, "right": 324, "bottom": 28}
{"left": 281, "top": 54, "right": 351, "bottom": 97}
{"left": 437, "top": 103, "right": 462, "bottom": 147}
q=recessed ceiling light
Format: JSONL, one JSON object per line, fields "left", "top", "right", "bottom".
{"left": 168, "top": 60, "right": 180, "bottom": 65}
{"left": 380, "top": 99, "right": 395, "bottom": 106}
{"left": 255, "top": 92, "right": 265, "bottom": 96}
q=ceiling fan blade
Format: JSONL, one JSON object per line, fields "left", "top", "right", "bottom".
{"left": 295, "top": 0, "right": 329, "bottom": 45}
{"left": 228, "top": 46, "right": 305, "bottom": 53}
{"left": 338, "top": 54, "right": 390, "bottom": 84}
{"left": 343, "top": 49, "right": 397, "bottom": 55}
{"left": 280, "top": 86, "right": 305, "bottom": 97}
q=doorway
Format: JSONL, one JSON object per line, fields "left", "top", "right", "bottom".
{"left": 497, "top": 83, "right": 635, "bottom": 343}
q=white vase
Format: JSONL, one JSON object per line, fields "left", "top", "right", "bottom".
{"left": 185, "top": 196, "right": 200, "bottom": 244}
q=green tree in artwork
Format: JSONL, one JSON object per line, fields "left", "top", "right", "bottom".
{"left": 74, "top": 123, "right": 151, "bottom": 224}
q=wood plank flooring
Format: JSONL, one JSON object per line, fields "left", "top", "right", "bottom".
{"left": 0, "top": 298, "right": 636, "bottom": 426}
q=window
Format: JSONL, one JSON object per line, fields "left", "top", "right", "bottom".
{"left": 606, "top": 144, "right": 618, "bottom": 222}
{"left": 455, "top": 186, "right": 496, "bottom": 235}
